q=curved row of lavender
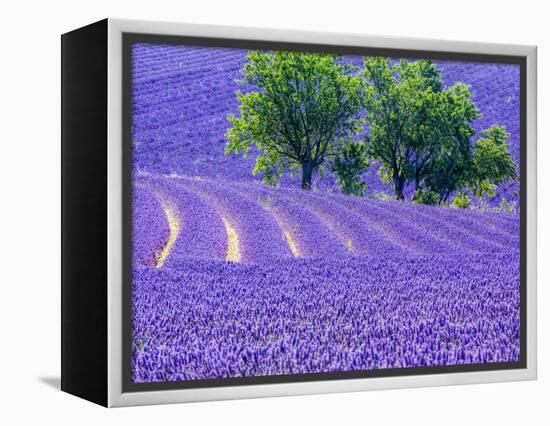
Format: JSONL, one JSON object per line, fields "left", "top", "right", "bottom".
{"left": 132, "top": 43, "right": 520, "bottom": 205}
{"left": 131, "top": 42, "right": 520, "bottom": 383}
{"left": 134, "top": 175, "right": 518, "bottom": 264}
{"left": 131, "top": 175, "right": 520, "bottom": 382}
{"left": 132, "top": 185, "right": 170, "bottom": 267}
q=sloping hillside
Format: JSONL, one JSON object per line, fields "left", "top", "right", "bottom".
{"left": 131, "top": 175, "right": 520, "bottom": 382}
{"left": 133, "top": 175, "right": 519, "bottom": 265}
{"left": 131, "top": 43, "right": 520, "bottom": 205}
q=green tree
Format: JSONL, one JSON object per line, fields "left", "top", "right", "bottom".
{"left": 362, "top": 58, "right": 480, "bottom": 201}
{"left": 331, "top": 141, "right": 370, "bottom": 196}
{"left": 467, "top": 125, "right": 517, "bottom": 200}
{"left": 225, "top": 51, "right": 364, "bottom": 190}
{"left": 411, "top": 84, "right": 480, "bottom": 203}
{"left": 362, "top": 58, "right": 440, "bottom": 199}
{"left": 362, "top": 58, "right": 410, "bottom": 199}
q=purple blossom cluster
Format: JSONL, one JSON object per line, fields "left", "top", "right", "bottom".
{"left": 132, "top": 253, "right": 520, "bottom": 383}
{"left": 132, "top": 43, "right": 520, "bottom": 205}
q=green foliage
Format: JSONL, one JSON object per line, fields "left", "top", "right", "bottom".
{"left": 362, "top": 58, "right": 416, "bottom": 199}
{"left": 468, "top": 125, "right": 517, "bottom": 200}
{"left": 225, "top": 51, "right": 363, "bottom": 189}
{"left": 416, "top": 84, "right": 480, "bottom": 203}
{"left": 376, "top": 164, "right": 394, "bottom": 185}
{"left": 226, "top": 54, "right": 516, "bottom": 203}
{"left": 453, "top": 192, "right": 472, "bottom": 209}
{"left": 331, "top": 141, "right": 370, "bottom": 196}
{"left": 412, "top": 189, "right": 440, "bottom": 205}
{"left": 362, "top": 57, "right": 480, "bottom": 202}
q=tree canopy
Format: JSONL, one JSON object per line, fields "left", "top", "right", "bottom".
{"left": 225, "top": 53, "right": 517, "bottom": 205}
{"left": 467, "top": 125, "right": 517, "bottom": 200}
{"left": 362, "top": 57, "right": 481, "bottom": 201}
{"left": 362, "top": 57, "right": 516, "bottom": 204}
{"left": 225, "top": 51, "right": 364, "bottom": 189}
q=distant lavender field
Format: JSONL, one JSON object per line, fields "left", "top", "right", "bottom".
{"left": 131, "top": 43, "right": 520, "bottom": 204}
{"left": 130, "top": 43, "right": 521, "bottom": 383}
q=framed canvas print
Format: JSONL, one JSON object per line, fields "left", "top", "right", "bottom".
{"left": 61, "top": 18, "right": 537, "bottom": 407}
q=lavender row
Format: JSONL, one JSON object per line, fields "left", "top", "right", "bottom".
{"left": 132, "top": 175, "right": 520, "bottom": 264}
{"left": 260, "top": 182, "right": 518, "bottom": 255}
{"left": 132, "top": 253, "right": 519, "bottom": 382}
{"left": 369, "top": 198, "right": 513, "bottom": 253}
{"left": 132, "top": 184, "right": 170, "bottom": 267}
{"left": 140, "top": 176, "right": 227, "bottom": 264}
{"left": 409, "top": 201, "right": 519, "bottom": 249}
{"left": 241, "top": 183, "right": 410, "bottom": 258}
{"left": 447, "top": 206, "right": 520, "bottom": 237}
{"left": 233, "top": 183, "right": 351, "bottom": 258}
{"left": 178, "top": 177, "right": 293, "bottom": 263}
{"left": 312, "top": 190, "right": 462, "bottom": 255}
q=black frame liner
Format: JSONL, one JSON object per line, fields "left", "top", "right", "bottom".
{"left": 122, "top": 33, "right": 527, "bottom": 393}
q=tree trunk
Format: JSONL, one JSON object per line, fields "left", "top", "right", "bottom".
{"left": 441, "top": 190, "right": 451, "bottom": 205}
{"left": 301, "top": 161, "right": 314, "bottom": 190}
{"left": 393, "top": 175, "right": 405, "bottom": 200}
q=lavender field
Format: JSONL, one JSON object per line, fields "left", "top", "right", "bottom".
{"left": 132, "top": 43, "right": 520, "bottom": 204}
{"left": 131, "top": 43, "right": 521, "bottom": 383}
